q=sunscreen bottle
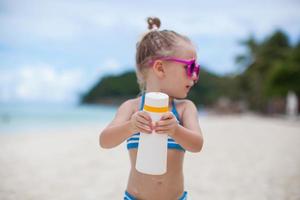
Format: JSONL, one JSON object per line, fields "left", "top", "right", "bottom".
{"left": 135, "top": 92, "right": 169, "bottom": 175}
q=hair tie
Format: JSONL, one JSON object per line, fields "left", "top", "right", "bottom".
{"left": 151, "top": 24, "right": 159, "bottom": 31}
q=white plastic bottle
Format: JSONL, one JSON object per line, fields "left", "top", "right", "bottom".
{"left": 135, "top": 92, "right": 169, "bottom": 175}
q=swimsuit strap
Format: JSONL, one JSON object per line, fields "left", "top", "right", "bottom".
{"left": 139, "top": 92, "right": 146, "bottom": 111}
{"left": 171, "top": 100, "right": 181, "bottom": 123}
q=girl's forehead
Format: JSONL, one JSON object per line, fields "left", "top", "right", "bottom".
{"left": 175, "top": 42, "right": 197, "bottom": 59}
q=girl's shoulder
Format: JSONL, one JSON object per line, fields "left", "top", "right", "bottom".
{"left": 173, "top": 99, "right": 197, "bottom": 119}
{"left": 113, "top": 97, "right": 141, "bottom": 122}
{"left": 119, "top": 96, "right": 142, "bottom": 112}
{"left": 174, "top": 99, "right": 196, "bottom": 109}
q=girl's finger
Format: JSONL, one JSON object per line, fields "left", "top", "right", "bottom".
{"left": 136, "top": 123, "right": 152, "bottom": 133}
{"left": 139, "top": 111, "right": 152, "bottom": 122}
{"left": 137, "top": 127, "right": 152, "bottom": 134}
{"left": 160, "top": 112, "right": 174, "bottom": 120}
{"left": 156, "top": 119, "right": 176, "bottom": 127}
{"left": 136, "top": 116, "right": 152, "bottom": 126}
{"left": 155, "top": 126, "right": 172, "bottom": 132}
{"left": 136, "top": 121, "right": 151, "bottom": 129}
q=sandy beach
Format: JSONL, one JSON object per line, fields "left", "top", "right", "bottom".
{"left": 0, "top": 114, "right": 299, "bottom": 200}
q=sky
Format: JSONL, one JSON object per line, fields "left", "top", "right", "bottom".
{"left": 0, "top": 0, "right": 300, "bottom": 104}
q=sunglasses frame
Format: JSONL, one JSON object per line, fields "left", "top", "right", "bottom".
{"left": 150, "top": 57, "right": 200, "bottom": 82}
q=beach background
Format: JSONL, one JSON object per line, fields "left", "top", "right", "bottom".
{"left": 1, "top": 105, "right": 300, "bottom": 199}
{"left": 1, "top": 0, "right": 300, "bottom": 199}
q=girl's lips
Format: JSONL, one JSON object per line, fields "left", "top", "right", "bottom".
{"left": 185, "top": 85, "right": 191, "bottom": 91}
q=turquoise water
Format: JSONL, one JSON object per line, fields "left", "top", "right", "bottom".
{"left": 0, "top": 102, "right": 207, "bottom": 134}
{"left": 0, "top": 103, "right": 118, "bottom": 133}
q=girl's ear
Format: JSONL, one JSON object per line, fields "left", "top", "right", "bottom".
{"left": 152, "top": 60, "right": 165, "bottom": 78}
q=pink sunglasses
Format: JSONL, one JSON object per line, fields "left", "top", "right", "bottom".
{"left": 150, "top": 57, "right": 200, "bottom": 82}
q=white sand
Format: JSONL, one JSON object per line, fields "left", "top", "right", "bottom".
{"left": 0, "top": 114, "right": 299, "bottom": 200}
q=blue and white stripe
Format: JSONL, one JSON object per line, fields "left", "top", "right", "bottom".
{"left": 127, "top": 133, "right": 185, "bottom": 151}
{"left": 124, "top": 191, "right": 136, "bottom": 200}
{"left": 124, "top": 191, "right": 188, "bottom": 200}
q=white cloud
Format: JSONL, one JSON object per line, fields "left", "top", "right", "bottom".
{"left": 103, "top": 58, "right": 121, "bottom": 71}
{"left": 96, "top": 58, "right": 123, "bottom": 76}
{"left": 0, "top": 64, "right": 85, "bottom": 103}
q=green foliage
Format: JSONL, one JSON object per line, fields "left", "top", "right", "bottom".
{"left": 236, "top": 30, "right": 300, "bottom": 111}
{"left": 81, "top": 71, "right": 140, "bottom": 104}
{"left": 188, "top": 70, "right": 240, "bottom": 106}
{"left": 265, "top": 44, "right": 300, "bottom": 97}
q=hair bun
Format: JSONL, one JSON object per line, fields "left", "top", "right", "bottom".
{"left": 147, "top": 17, "right": 161, "bottom": 30}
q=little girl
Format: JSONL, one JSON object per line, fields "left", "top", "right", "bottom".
{"left": 100, "top": 17, "right": 203, "bottom": 200}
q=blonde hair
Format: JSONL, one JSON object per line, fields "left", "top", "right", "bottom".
{"left": 135, "top": 17, "right": 192, "bottom": 92}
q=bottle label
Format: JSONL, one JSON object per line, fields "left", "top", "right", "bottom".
{"left": 143, "top": 104, "right": 168, "bottom": 113}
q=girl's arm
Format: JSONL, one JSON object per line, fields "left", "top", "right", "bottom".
{"left": 99, "top": 99, "right": 153, "bottom": 149}
{"left": 154, "top": 100, "right": 203, "bottom": 152}
{"left": 99, "top": 100, "right": 135, "bottom": 149}
{"left": 173, "top": 100, "right": 203, "bottom": 152}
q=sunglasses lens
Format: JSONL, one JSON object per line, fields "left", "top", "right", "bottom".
{"left": 190, "top": 63, "right": 195, "bottom": 73}
{"left": 185, "top": 62, "right": 194, "bottom": 77}
{"left": 197, "top": 65, "right": 200, "bottom": 75}
{"left": 191, "top": 65, "right": 200, "bottom": 83}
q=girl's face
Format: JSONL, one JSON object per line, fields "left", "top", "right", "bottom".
{"left": 160, "top": 43, "right": 198, "bottom": 99}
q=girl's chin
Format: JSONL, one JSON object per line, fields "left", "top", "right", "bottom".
{"left": 168, "top": 90, "right": 188, "bottom": 99}
{"left": 175, "top": 93, "right": 187, "bottom": 99}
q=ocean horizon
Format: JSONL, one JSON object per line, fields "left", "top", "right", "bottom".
{"left": 0, "top": 102, "right": 118, "bottom": 134}
{"left": 0, "top": 102, "right": 207, "bottom": 134}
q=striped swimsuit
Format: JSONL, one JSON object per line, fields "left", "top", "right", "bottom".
{"left": 126, "top": 93, "right": 185, "bottom": 152}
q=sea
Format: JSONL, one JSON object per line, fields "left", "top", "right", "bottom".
{"left": 0, "top": 102, "right": 207, "bottom": 134}
{"left": 0, "top": 102, "right": 118, "bottom": 134}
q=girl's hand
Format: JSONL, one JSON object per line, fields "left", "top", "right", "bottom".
{"left": 153, "top": 112, "right": 179, "bottom": 136}
{"left": 130, "top": 111, "right": 153, "bottom": 134}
